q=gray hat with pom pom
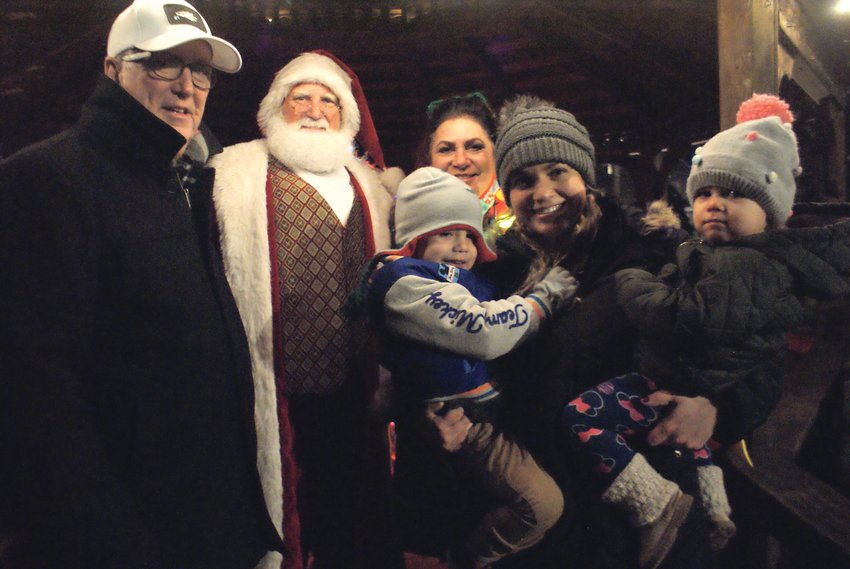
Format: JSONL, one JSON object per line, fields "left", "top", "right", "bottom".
{"left": 687, "top": 116, "right": 800, "bottom": 228}
{"left": 495, "top": 99, "right": 596, "bottom": 204}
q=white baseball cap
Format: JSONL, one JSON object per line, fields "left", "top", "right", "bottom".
{"left": 107, "top": 0, "right": 242, "bottom": 73}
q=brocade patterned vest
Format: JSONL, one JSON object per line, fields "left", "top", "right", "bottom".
{"left": 267, "top": 158, "right": 367, "bottom": 395}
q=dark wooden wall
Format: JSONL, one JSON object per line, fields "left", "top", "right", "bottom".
{"left": 1, "top": 0, "right": 847, "bottom": 200}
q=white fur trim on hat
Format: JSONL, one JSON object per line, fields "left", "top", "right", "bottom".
{"left": 257, "top": 52, "right": 360, "bottom": 138}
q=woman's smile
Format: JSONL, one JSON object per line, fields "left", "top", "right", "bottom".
{"left": 532, "top": 202, "right": 566, "bottom": 216}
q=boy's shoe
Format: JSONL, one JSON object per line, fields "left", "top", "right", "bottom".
{"left": 708, "top": 515, "right": 737, "bottom": 551}
{"left": 638, "top": 489, "right": 694, "bottom": 569}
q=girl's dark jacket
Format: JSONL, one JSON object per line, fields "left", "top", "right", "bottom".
{"left": 616, "top": 221, "right": 850, "bottom": 444}
{"left": 0, "top": 77, "right": 282, "bottom": 569}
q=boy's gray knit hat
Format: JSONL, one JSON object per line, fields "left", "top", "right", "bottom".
{"left": 687, "top": 115, "right": 800, "bottom": 228}
{"left": 495, "top": 99, "right": 596, "bottom": 204}
{"left": 381, "top": 167, "right": 497, "bottom": 263}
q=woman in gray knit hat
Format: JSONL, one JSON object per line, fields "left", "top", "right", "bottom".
{"left": 492, "top": 95, "right": 603, "bottom": 293}
{"left": 426, "top": 96, "right": 736, "bottom": 569}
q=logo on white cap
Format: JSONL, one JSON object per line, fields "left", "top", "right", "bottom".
{"left": 166, "top": 5, "right": 204, "bottom": 29}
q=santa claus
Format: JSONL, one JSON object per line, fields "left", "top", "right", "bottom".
{"left": 211, "top": 50, "right": 401, "bottom": 569}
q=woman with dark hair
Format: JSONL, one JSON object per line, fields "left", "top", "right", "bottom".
{"left": 421, "top": 93, "right": 514, "bottom": 242}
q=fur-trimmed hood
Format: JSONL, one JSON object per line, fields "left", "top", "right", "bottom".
{"left": 640, "top": 199, "right": 683, "bottom": 235}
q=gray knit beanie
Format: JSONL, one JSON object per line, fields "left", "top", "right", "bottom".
{"left": 383, "top": 167, "right": 497, "bottom": 262}
{"left": 495, "top": 99, "right": 596, "bottom": 205}
{"left": 687, "top": 116, "right": 800, "bottom": 228}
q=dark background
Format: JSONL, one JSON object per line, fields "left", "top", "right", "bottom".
{"left": 2, "top": 0, "right": 849, "bottom": 203}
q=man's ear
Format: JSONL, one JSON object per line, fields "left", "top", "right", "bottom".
{"left": 104, "top": 57, "right": 119, "bottom": 81}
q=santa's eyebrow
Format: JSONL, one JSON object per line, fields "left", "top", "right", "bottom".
{"left": 290, "top": 90, "right": 339, "bottom": 104}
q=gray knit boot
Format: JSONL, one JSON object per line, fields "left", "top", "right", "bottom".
{"left": 602, "top": 453, "right": 693, "bottom": 569}
{"left": 697, "top": 465, "right": 737, "bottom": 551}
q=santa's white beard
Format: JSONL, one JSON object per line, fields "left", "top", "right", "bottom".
{"left": 265, "top": 115, "right": 354, "bottom": 173}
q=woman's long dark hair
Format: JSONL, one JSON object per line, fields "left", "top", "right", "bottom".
{"left": 415, "top": 92, "right": 498, "bottom": 167}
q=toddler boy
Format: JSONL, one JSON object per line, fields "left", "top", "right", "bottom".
{"left": 366, "top": 167, "right": 577, "bottom": 568}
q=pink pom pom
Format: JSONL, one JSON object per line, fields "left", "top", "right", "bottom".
{"left": 736, "top": 93, "right": 794, "bottom": 124}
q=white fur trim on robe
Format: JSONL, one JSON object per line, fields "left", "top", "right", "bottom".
{"left": 210, "top": 139, "right": 393, "bottom": 569}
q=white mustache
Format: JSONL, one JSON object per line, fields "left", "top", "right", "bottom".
{"left": 298, "top": 117, "right": 330, "bottom": 130}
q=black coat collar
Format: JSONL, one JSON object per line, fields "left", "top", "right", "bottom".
{"left": 76, "top": 76, "right": 190, "bottom": 174}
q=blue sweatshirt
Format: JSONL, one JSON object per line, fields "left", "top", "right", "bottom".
{"left": 367, "top": 256, "right": 544, "bottom": 403}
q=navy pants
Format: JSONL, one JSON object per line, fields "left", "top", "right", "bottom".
{"left": 561, "top": 373, "right": 712, "bottom": 484}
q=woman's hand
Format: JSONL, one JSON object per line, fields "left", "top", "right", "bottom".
{"left": 425, "top": 402, "right": 472, "bottom": 452}
{"left": 645, "top": 391, "right": 717, "bottom": 450}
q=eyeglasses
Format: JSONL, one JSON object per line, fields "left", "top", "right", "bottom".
{"left": 120, "top": 50, "right": 217, "bottom": 90}
{"left": 287, "top": 93, "right": 341, "bottom": 113}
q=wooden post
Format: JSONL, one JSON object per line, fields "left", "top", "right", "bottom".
{"left": 719, "top": 0, "right": 846, "bottom": 201}
{"left": 778, "top": 2, "right": 847, "bottom": 200}
{"left": 717, "top": 0, "right": 779, "bottom": 129}
{"left": 825, "top": 99, "right": 847, "bottom": 200}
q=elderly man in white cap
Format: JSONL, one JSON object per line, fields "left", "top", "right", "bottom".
{"left": 0, "top": 1, "right": 286, "bottom": 569}
{"left": 212, "top": 51, "right": 402, "bottom": 569}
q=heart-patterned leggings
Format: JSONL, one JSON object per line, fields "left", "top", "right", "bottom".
{"left": 561, "top": 372, "right": 712, "bottom": 484}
